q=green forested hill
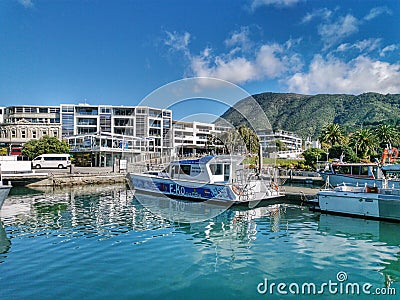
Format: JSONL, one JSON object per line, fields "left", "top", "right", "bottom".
{"left": 216, "top": 92, "right": 400, "bottom": 138}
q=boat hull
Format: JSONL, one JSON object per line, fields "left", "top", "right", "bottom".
{"left": 0, "top": 186, "right": 11, "bottom": 209}
{"left": 127, "top": 173, "right": 238, "bottom": 202}
{"left": 317, "top": 190, "right": 400, "bottom": 222}
{"left": 126, "top": 173, "right": 283, "bottom": 203}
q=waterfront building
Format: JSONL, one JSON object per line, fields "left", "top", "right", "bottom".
{"left": 0, "top": 103, "right": 173, "bottom": 166}
{"left": 62, "top": 104, "right": 173, "bottom": 166}
{"left": 173, "top": 121, "right": 229, "bottom": 156}
{"left": 0, "top": 105, "right": 62, "bottom": 152}
{"left": 259, "top": 130, "right": 303, "bottom": 158}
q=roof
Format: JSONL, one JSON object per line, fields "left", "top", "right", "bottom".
{"left": 172, "top": 155, "right": 244, "bottom": 165}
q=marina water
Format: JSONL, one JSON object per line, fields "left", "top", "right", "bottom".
{"left": 0, "top": 184, "right": 399, "bottom": 299}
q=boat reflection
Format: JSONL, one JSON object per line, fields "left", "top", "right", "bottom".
{"left": 0, "top": 220, "right": 11, "bottom": 259}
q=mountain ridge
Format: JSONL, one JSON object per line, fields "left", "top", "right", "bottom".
{"left": 216, "top": 92, "right": 400, "bottom": 138}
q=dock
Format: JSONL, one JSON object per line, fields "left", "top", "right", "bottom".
{"left": 282, "top": 185, "right": 319, "bottom": 203}
{"left": 2, "top": 166, "right": 127, "bottom": 187}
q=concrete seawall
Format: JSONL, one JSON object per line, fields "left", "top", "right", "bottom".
{"left": 27, "top": 173, "right": 127, "bottom": 187}
{"left": 3, "top": 166, "right": 128, "bottom": 187}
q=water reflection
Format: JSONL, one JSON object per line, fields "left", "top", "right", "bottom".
{"left": 0, "top": 220, "right": 11, "bottom": 259}
{"left": 1, "top": 185, "right": 172, "bottom": 241}
{"left": 317, "top": 214, "right": 400, "bottom": 286}
{"left": 0, "top": 184, "right": 399, "bottom": 290}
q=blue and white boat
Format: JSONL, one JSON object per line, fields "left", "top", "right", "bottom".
{"left": 126, "top": 155, "right": 283, "bottom": 204}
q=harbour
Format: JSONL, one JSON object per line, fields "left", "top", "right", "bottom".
{"left": 0, "top": 183, "right": 398, "bottom": 299}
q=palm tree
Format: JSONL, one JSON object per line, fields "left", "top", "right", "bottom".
{"left": 319, "top": 123, "right": 346, "bottom": 147}
{"left": 375, "top": 124, "right": 399, "bottom": 148}
{"left": 237, "top": 125, "right": 259, "bottom": 154}
{"left": 350, "top": 128, "right": 378, "bottom": 159}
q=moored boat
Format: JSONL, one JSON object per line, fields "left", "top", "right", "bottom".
{"left": 316, "top": 182, "right": 400, "bottom": 222}
{"left": 0, "top": 185, "right": 11, "bottom": 210}
{"left": 126, "top": 155, "right": 283, "bottom": 204}
{"left": 318, "top": 161, "right": 400, "bottom": 188}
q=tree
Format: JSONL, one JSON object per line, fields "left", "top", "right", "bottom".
{"left": 375, "top": 124, "right": 399, "bottom": 148}
{"left": 328, "top": 145, "right": 358, "bottom": 163}
{"left": 275, "top": 140, "right": 287, "bottom": 151}
{"left": 319, "top": 123, "right": 346, "bottom": 147}
{"left": 302, "top": 148, "right": 326, "bottom": 167}
{"left": 237, "top": 125, "right": 259, "bottom": 154}
{"left": 22, "top": 136, "right": 70, "bottom": 160}
{"left": 350, "top": 128, "right": 378, "bottom": 160}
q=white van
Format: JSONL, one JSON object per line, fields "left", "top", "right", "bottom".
{"left": 32, "top": 154, "right": 71, "bottom": 169}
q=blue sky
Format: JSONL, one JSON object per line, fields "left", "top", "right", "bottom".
{"left": 1, "top": 0, "right": 399, "bottom": 120}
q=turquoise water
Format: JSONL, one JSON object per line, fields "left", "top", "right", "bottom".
{"left": 0, "top": 185, "right": 399, "bottom": 299}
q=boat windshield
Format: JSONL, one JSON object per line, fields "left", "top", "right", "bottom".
{"left": 333, "top": 165, "right": 373, "bottom": 177}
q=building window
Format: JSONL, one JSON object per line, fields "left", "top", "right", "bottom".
{"left": 49, "top": 108, "right": 60, "bottom": 113}
{"left": 113, "top": 108, "right": 134, "bottom": 116}
{"left": 53, "top": 130, "right": 58, "bottom": 137}
{"left": 100, "top": 115, "right": 111, "bottom": 132}
{"left": 21, "top": 129, "right": 26, "bottom": 139}
{"left": 42, "top": 130, "right": 47, "bottom": 136}
{"left": 11, "top": 129, "right": 16, "bottom": 138}
{"left": 100, "top": 107, "right": 111, "bottom": 114}
{"left": 136, "top": 108, "right": 146, "bottom": 114}
{"left": 24, "top": 107, "right": 37, "bottom": 113}
{"left": 39, "top": 107, "right": 48, "bottom": 113}
{"left": 32, "top": 130, "right": 37, "bottom": 139}
{"left": 62, "top": 106, "right": 74, "bottom": 113}
{"left": 75, "top": 107, "right": 98, "bottom": 115}
{"left": 62, "top": 114, "right": 74, "bottom": 136}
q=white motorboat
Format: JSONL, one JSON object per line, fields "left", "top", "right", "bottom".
{"left": 316, "top": 181, "right": 400, "bottom": 222}
{"left": 126, "top": 155, "right": 283, "bottom": 204}
{"left": 0, "top": 185, "right": 11, "bottom": 210}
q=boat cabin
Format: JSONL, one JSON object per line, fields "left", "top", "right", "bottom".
{"left": 381, "top": 164, "right": 400, "bottom": 180}
{"left": 160, "top": 155, "right": 244, "bottom": 184}
{"left": 329, "top": 162, "right": 381, "bottom": 179}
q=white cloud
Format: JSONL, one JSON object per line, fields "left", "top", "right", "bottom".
{"left": 188, "top": 41, "right": 302, "bottom": 85}
{"left": 336, "top": 38, "right": 381, "bottom": 53}
{"left": 17, "top": 0, "right": 34, "bottom": 8}
{"left": 364, "top": 6, "right": 392, "bottom": 21}
{"left": 164, "top": 31, "right": 191, "bottom": 56}
{"left": 318, "top": 14, "right": 359, "bottom": 50}
{"left": 287, "top": 55, "right": 400, "bottom": 94}
{"left": 190, "top": 55, "right": 258, "bottom": 84}
{"left": 224, "top": 27, "right": 252, "bottom": 52}
{"left": 251, "top": 0, "right": 302, "bottom": 10}
{"left": 163, "top": 29, "right": 303, "bottom": 85}
{"left": 301, "top": 8, "right": 332, "bottom": 23}
{"left": 255, "top": 44, "right": 287, "bottom": 78}
{"left": 380, "top": 44, "right": 398, "bottom": 57}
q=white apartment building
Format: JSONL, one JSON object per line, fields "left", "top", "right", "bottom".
{"left": 62, "top": 104, "right": 172, "bottom": 166}
{"left": 259, "top": 129, "right": 303, "bottom": 157}
{"left": 173, "top": 121, "right": 229, "bottom": 156}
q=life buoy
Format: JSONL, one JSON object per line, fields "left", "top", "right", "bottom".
{"left": 232, "top": 185, "right": 243, "bottom": 196}
{"left": 271, "top": 182, "right": 279, "bottom": 191}
{"left": 382, "top": 148, "right": 389, "bottom": 163}
{"left": 390, "top": 147, "right": 399, "bottom": 162}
